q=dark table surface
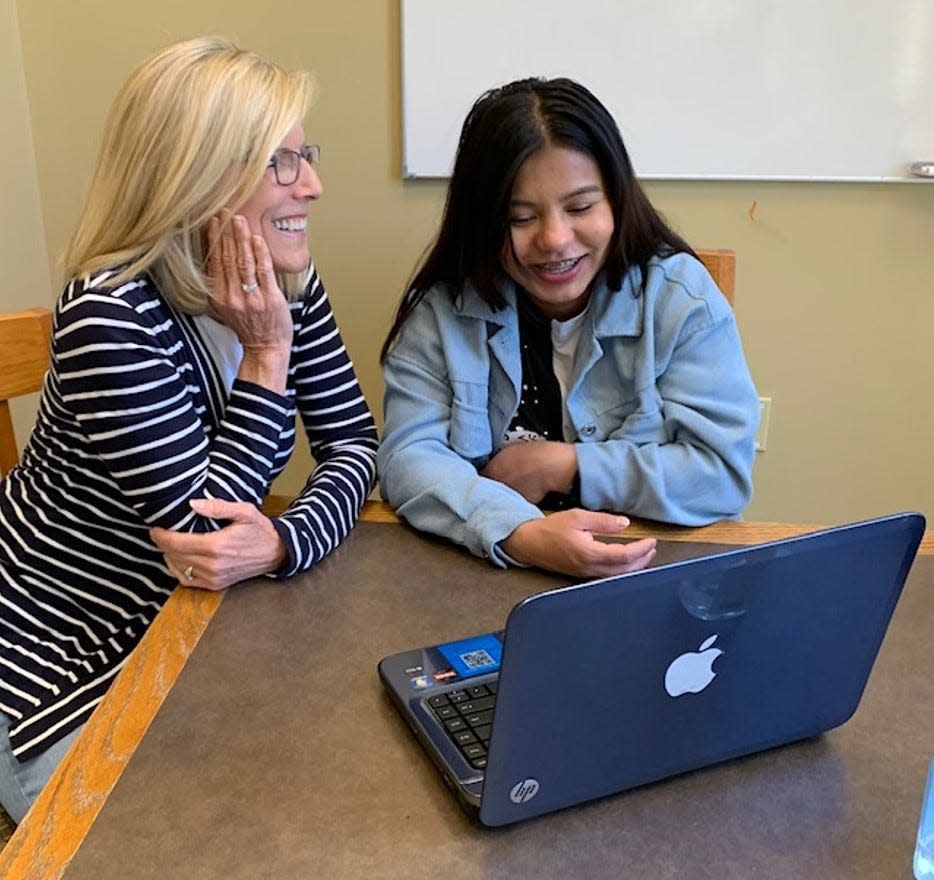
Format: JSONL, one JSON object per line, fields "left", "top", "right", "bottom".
{"left": 59, "top": 521, "right": 933, "bottom": 880}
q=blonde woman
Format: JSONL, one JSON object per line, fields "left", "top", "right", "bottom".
{"left": 0, "top": 37, "right": 377, "bottom": 821}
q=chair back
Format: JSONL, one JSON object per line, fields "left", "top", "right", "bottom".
{"left": 696, "top": 248, "right": 735, "bottom": 305}
{"left": 0, "top": 307, "right": 53, "bottom": 476}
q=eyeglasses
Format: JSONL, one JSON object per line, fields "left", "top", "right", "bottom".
{"left": 267, "top": 144, "right": 321, "bottom": 186}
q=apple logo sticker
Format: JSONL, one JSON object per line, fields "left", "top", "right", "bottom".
{"left": 664, "top": 635, "right": 723, "bottom": 697}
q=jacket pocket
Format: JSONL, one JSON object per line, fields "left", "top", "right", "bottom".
{"left": 449, "top": 394, "right": 493, "bottom": 462}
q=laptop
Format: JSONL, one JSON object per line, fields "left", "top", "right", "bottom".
{"left": 379, "top": 512, "right": 925, "bottom": 827}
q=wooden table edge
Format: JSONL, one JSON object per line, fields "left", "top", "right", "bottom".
{"left": 0, "top": 500, "right": 928, "bottom": 878}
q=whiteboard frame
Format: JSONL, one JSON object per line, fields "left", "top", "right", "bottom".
{"left": 401, "top": 0, "right": 934, "bottom": 183}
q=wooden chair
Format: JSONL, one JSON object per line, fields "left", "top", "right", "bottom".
{"left": 696, "top": 248, "right": 735, "bottom": 305}
{"left": 0, "top": 307, "right": 53, "bottom": 477}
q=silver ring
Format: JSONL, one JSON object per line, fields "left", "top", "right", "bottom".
{"left": 183, "top": 564, "right": 195, "bottom": 582}
{"left": 241, "top": 280, "right": 259, "bottom": 293}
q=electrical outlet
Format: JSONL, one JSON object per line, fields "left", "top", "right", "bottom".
{"left": 755, "top": 397, "right": 771, "bottom": 452}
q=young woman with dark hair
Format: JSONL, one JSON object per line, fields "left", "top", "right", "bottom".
{"left": 379, "top": 77, "right": 759, "bottom": 579}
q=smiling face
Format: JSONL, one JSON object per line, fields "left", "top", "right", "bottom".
{"left": 501, "top": 145, "right": 614, "bottom": 320}
{"left": 235, "top": 122, "right": 322, "bottom": 274}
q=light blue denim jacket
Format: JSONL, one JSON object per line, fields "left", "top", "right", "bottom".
{"left": 379, "top": 252, "right": 759, "bottom": 565}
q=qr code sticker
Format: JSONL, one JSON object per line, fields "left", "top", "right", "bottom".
{"left": 460, "top": 649, "right": 495, "bottom": 670}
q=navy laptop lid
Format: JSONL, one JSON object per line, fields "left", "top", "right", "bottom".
{"left": 379, "top": 512, "right": 926, "bottom": 826}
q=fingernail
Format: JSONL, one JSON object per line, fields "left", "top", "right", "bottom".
{"left": 190, "top": 498, "right": 209, "bottom": 511}
{"left": 615, "top": 516, "right": 630, "bottom": 530}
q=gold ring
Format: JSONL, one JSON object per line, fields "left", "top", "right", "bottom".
{"left": 183, "top": 564, "right": 195, "bottom": 581}
{"left": 241, "top": 281, "right": 259, "bottom": 293}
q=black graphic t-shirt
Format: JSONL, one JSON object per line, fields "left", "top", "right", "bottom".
{"left": 503, "top": 296, "right": 580, "bottom": 510}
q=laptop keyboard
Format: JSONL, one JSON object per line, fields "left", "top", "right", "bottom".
{"left": 425, "top": 680, "right": 498, "bottom": 770}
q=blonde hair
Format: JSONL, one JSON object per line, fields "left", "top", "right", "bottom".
{"left": 64, "top": 36, "right": 315, "bottom": 310}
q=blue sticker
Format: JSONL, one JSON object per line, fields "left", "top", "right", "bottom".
{"left": 437, "top": 634, "right": 502, "bottom": 678}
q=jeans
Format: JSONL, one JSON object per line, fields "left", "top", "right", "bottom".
{"left": 0, "top": 712, "right": 82, "bottom": 824}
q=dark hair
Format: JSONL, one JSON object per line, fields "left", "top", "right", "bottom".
{"left": 381, "top": 77, "right": 694, "bottom": 361}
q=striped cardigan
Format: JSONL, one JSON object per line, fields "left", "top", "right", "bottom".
{"left": 0, "top": 267, "right": 377, "bottom": 759}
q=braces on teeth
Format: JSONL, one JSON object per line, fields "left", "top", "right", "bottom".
{"left": 539, "top": 258, "right": 579, "bottom": 271}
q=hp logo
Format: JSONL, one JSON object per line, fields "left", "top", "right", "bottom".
{"left": 509, "top": 778, "right": 540, "bottom": 804}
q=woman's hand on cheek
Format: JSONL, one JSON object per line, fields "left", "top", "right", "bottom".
{"left": 207, "top": 210, "right": 294, "bottom": 392}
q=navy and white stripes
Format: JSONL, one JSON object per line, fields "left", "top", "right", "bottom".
{"left": 0, "top": 267, "right": 377, "bottom": 759}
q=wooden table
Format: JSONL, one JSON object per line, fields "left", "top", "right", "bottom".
{"left": 1, "top": 503, "right": 930, "bottom": 878}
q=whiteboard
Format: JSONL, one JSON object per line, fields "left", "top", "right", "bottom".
{"left": 401, "top": 0, "right": 934, "bottom": 182}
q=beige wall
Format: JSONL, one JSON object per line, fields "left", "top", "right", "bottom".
{"left": 1, "top": 0, "right": 52, "bottom": 447}
{"left": 10, "top": 0, "right": 934, "bottom": 525}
